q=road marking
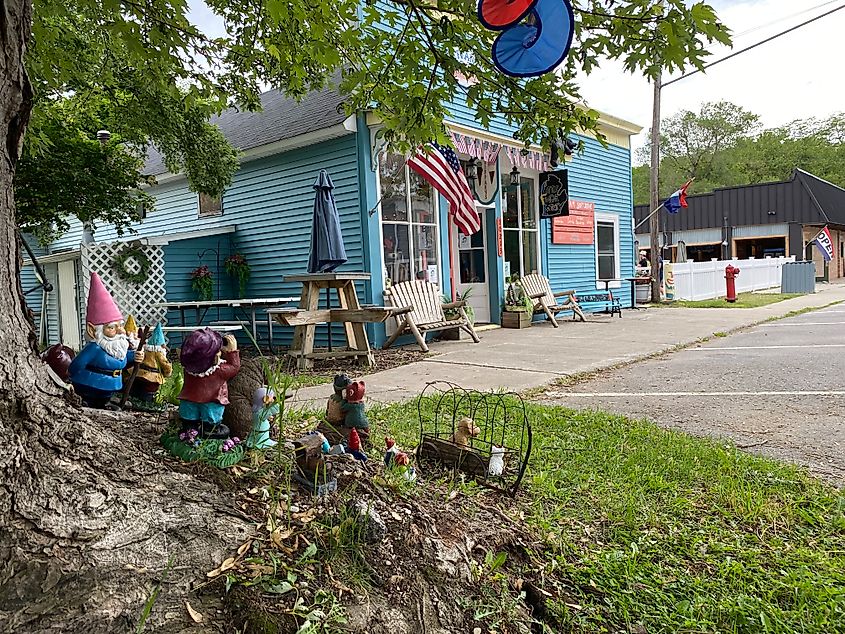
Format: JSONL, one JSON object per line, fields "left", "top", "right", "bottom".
{"left": 547, "top": 390, "right": 845, "bottom": 397}
{"left": 759, "top": 322, "right": 845, "bottom": 326}
{"left": 689, "top": 344, "right": 845, "bottom": 350}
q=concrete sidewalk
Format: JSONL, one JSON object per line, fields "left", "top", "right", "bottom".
{"left": 288, "top": 284, "right": 845, "bottom": 409}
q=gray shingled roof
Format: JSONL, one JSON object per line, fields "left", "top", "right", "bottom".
{"left": 144, "top": 82, "right": 348, "bottom": 176}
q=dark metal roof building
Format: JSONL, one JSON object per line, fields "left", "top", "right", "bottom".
{"left": 634, "top": 169, "right": 845, "bottom": 233}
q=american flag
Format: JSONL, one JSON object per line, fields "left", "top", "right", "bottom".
{"left": 408, "top": 143, "right": 481, "bottom": 235}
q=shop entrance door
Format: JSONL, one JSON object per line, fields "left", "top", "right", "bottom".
{"left": 453, "top": 209, "right": 490, "bottom": 323}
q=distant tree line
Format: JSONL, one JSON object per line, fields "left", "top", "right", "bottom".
{"left": 633, "top": 101, "right": 845, "bottom": 205}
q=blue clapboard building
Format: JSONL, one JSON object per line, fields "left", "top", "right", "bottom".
{"left": 21, "top": 81, "right": 641, "bottom": 350}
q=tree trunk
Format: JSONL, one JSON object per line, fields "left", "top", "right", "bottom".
{"left": 0, "top": 2, "right": 252, "bottom": 631}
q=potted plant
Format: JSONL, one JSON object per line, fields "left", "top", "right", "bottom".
{"left": 190, "top": 265, "right": 214, "bottom": 301}
{"left": 439, "top": 289, "right": 474, "bottom": 340}
{"left": 502, "top": 274, "right": 533, "bottom": 328}
{"left": 224, "top": 253, "right": 251, "bottom": 298}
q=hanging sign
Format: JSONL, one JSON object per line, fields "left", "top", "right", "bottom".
{"left": 551, "top": 200, "right": 594, "bottom": 245}
{"left": 474, "top": 160, "right": 500, "bottom": 205}
{"left": 539, "top": 170, "right": 569, "bottom": 218}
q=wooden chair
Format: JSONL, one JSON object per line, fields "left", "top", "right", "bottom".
{"left": 383, "top": 280, "right": 480, "bottom": 352}
{"left": 520, "top": 273, "right": 586, "bottom": 327}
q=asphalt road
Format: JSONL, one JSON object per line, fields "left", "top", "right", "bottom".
{"left": 541, "top": 304, "right": 845, "bottom": 486}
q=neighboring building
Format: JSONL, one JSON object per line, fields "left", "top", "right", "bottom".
{"left": 23, "top": 82, "right": 641, "bottom": 350}
{"left": 634, "top": 170, "right": 845, "bottom": 281}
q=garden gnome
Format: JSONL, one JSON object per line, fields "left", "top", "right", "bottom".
{"left": 128, "top": 323, "right": 172, "bottom": 411}
{"left": 341, "top": 381, "right": 369, "bottom": 430}
{"left": 124, "top": 314, "right": 140, "bottom": 349}
{"left": 326, "top": 373, "right": 351, "bottom": 425}
{"left": 177, "top": 328, "right": 241, "bottom": 439}
{"left": 68, "top": 272, "right": 143, "bottom": 409}
{"left": 246, "top": 386, "right": 278, "bottom": 449}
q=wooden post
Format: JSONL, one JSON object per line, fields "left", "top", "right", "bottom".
{"left": 649, "top": 69, "right": 662, "bottom": 304}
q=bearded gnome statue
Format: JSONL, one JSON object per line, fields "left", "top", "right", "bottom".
{"left": 68, "top": 272, "right": 144, "bottom": 409}
{"left": 128, "top": 324, "right": 173, "bottom": 412}
{"left": 178, "top": 328, "right": 241, "bottom": 439}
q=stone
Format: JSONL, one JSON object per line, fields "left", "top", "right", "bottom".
{"left": 350, "top": 500, "right": 386, "bottom": 544}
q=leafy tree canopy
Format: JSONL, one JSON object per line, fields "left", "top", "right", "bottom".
{"left": 23, "top": 0, "right": 730, "bottom": 242}
{"left": 633, "top": 103, "right": 845, "bottom": 205}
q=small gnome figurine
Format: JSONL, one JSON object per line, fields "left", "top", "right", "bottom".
{"left": 246, "top": 386, "right": 279, "bottom": 449}
{"left": 128, "top": 323, "right": 172, "bottom": 411}
{"left": 124, "top": 314, "right": 140, "bottom": 350}
{"left": 341, "top": 381, "right": 369, "bottom": 430}
{"left": 68, "top": 272, "right": 143, "bottom": 409}
{"left": 346, "top": 428, "right": 367, "bottom": 462}
{"left": 177, "top": 328, "right": 241, "bottom": 439}
{"left": 326, "top": 373, "right": 351, "bottom": 425}
{"left": 384, "top": 437, "right": 416, "bottom": 481}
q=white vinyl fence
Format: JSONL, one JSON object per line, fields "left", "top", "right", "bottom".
{"left": 666, "top": 256, "right": 794, "bottom": 301}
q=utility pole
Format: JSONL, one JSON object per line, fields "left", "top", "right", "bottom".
{"left": 649, "top": 71, "right": 661, "bottom": 303}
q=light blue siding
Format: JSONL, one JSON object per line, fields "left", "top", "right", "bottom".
{"left": 544, "top": 138, "right": 635, "bottom": 309}
{"left": 50, "top": 133, "right": 362, "bottom": 349}
{"left": 20, "top": 236, "right": 47, "bottom": 330}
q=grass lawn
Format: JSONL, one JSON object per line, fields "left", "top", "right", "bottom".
{"left": 660, "top": 293, "right": 801, "bottom": 308}
{"left": 367, "top": 401, "right": 845, "bottom": 633}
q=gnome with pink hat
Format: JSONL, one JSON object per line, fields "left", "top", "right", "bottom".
{"left": 68, "top": 272, "right": 144, "bottom": 409}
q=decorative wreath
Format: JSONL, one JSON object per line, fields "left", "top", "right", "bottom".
{"left": 112, "top": 247, "right": 151, "bottom": 284}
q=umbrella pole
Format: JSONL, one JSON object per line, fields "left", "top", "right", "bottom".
{"left": 448, "top": 214, "right": 457, "bottom": 302}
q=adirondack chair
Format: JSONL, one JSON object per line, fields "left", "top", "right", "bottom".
{"left": 520, "top": 273, "right": 586, "bottom": 327}
{"left": 383, "top": 280, "right": 480, "bottom": 352}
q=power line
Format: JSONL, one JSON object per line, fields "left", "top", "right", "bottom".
{"left": 663, "top": 3, "right": 845, "bottom": 87}
{"left": 733, "top": 0, "right": 840, "bottom": 38}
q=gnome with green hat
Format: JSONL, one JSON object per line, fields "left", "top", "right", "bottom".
{"left": 128, "top": 323, "right": 173, "bottom": 411}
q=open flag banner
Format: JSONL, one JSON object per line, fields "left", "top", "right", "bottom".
{"left": 812, "top": 226, "right": 834, "bottom": 262}
{"left": 408, "top": 143, "right": 481, "bottom": 236}
{"left": 664, "top": 180, "right": 692, "bottom": 214}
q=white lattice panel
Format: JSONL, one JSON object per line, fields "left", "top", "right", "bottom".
{"left": 81, "top": 242, "right": 168, "bottom": 327}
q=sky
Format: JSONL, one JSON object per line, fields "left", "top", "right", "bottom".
{"left": 186, "top": 0, "right": 843, "bottom": 162}
{"left": 576, "top": 0, "right": 845, "bottom": 162}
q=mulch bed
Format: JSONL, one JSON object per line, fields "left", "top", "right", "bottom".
{"left": 242, "top": 346, "right": 434, "bottom": 379}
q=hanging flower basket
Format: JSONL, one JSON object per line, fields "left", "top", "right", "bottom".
{"left": 112, "top": 247, "right": 151, "bottom": 285}
{"left": 224, "top": 253, "right": 251, "bottom": 299}
{"left": 190, "top": 265, "right": 214, "bottom": 301}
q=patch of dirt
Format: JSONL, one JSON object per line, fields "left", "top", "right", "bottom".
{"left": 239, "top": 346, "right": 434, "bottom": 378}
{"left": 175, "top": 445, "right": 562, "bottom": 634}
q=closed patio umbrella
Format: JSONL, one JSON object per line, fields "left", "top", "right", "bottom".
{"left": 308, "top": 170, "right": 347, "bottom": 350}
{"left": 308, "top": 170, "right": 347, "bottom": 273}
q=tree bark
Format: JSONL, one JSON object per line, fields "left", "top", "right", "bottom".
{"left": 0, "top": 2, "right": 252, "bottom": 631}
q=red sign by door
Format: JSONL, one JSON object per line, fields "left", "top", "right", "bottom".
{"left": 496, "top": 216, "right": 503, "bottom": 256}
{"left": 552, "top": 200, "right": 595, "bottom": 245}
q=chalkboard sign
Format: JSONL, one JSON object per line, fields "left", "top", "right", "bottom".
{"left": 539, "top": 170, "right": 569, "bottom": 218}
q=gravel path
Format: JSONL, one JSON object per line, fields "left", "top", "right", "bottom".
{"left": 540, "top": 305, "right": 845, "bottom": 486}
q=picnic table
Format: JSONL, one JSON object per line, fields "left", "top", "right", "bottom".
{"left": 268, "top": 272, "right": 391, "bottom": 370}
{"left": 154, "top": 297, "right": 298, "bottom": 352}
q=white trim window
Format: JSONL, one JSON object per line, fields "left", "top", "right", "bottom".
{"left": 379, "top": 153, "right": 440, "bottom": 286}
{"left": 595, "top": 211, "right": 621, "bottom": 288}
{"left": 501, "top": 176, "right": 540, "bottom": 279}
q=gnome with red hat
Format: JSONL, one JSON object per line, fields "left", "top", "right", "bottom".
{"left": 177, "top": 328, "right": 241, "bottom": 439}
{"left": 68, "top": 272, "right": 144, "bottom": 409}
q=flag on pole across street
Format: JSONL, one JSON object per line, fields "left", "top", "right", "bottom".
{"left": 664, "top": 180, "right": 692, "bottom": 214}
{"left": 408, "top": 143, "right": 481, "bottom": 236}
{"left": 811, "top": 226, "right": 834, "bottom": 262}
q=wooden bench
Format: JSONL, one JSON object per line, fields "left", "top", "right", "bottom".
{"left": 520, "top": 273, "right": 586, "bottom": 327}
{"left": 383, "top": 280, "right": 480, "bottom": 352}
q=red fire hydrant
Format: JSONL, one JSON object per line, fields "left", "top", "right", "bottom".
{"left": 725, "top": 264, "right": 740, "bottom": 302}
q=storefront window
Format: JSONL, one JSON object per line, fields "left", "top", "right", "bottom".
{"left": 380, "top": 154, "right": 440, "bottom": 285}
{"left": 501, "top": 176, "right": 539, "bottom": 278}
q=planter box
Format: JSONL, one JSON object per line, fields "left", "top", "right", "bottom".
{"left": 502, "top": 310, "right": 532, "bottom": 329}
